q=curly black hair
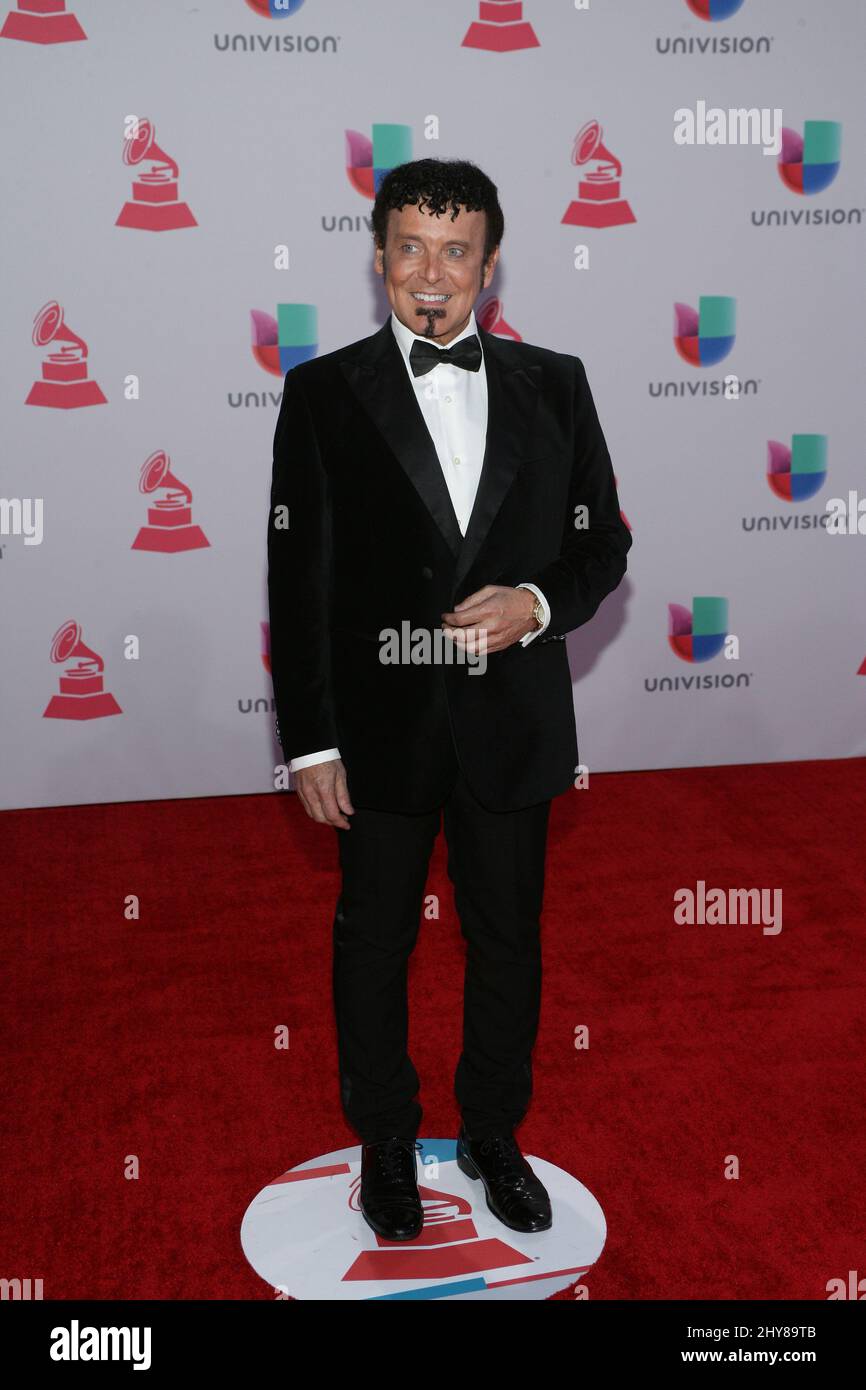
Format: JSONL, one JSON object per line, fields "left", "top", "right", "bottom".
{"left": 371, "top": 158, "right": 504, "bottom": 266}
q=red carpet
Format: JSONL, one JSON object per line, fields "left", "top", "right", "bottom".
{"left": 3, "top": 759, "right": 864, "bottom": 1300}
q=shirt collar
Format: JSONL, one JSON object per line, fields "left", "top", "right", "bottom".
{"left": 389, "top": 307, "right": 482, "bottom": 373}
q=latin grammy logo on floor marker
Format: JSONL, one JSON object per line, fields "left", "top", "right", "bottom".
{"left": 0, "top": 0, "right": 86, "bottom": 44}
{"left": 43, "top": 621, "right": 122, "bottom": 721}
{"left": 462, "top": 0, "right": 539, "bottom": 52}
{"left": 116, "top": 118, "right": 197, "bottom": 232}
{"left": 25, "top": 301, "right": 106, "bottom": 409}
{"left": 477, "top": 295, "right": 522, "bottom": 341}
{"left": 241, "top": 1138, "right": 606, "bottom": 1300}
{"left": 562, "top": 121, "right": 637, "bottom": 229}
{"left": 131, "top": 451, "right": 210, "bottom": 553}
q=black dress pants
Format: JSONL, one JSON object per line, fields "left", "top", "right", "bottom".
{"left": 332, "top": 745, "right": 552, "bottom": 1143}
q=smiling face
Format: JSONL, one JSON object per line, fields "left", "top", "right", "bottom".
{"left": 374, "top": 201, "right": 499, "bottom": 344}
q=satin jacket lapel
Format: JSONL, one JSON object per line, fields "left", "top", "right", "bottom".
{"left": 453, "top": 325, "right": 540, "bottom": 592}
{"left": 338, "top": 319, "right": 541, "bottom": 586}
{"left": 339, "top": 320, "right": 463, "bottom": 556}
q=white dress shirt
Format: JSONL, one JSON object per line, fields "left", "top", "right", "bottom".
{"left": 288, "top": 308, "right": 550, "bottom": 772}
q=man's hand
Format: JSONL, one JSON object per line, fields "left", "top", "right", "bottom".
{"left": 293, "top": 757, "right": 354, "bottom": 829}
{"left": 441, "top": 585, "right": 537, "bottom": 655}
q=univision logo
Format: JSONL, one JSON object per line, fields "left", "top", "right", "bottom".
{"left": 742, "top": 434, "right": 832, "bottom": 533}
{"left": 244, "top": 0, "right": 306, "bottom": 15}
{"left": 346, "top": 124, "right": 413, "bottom": 199}
{"left": 674, "top": 296, "right": 735, "bottom": 367}
{"left": 669, "top": 596, "right": 728, "bottom": 663}
{"left": 779, "top": 121, "right": 840, "bottom": 195}
{"left": 321, "top": 124, "right": 413, "bottom": 234}
{"left": 228, "top": 304, "right": 317, "bottom": 408}
{"left": 650, "top": 296, "right": 759, "bottom": 399}
{"left": 251, "top": 304, "right": 317, "bottom": 374}
{"left": 237, "top": 623, "right": 277, "bottom": 720}
{"left": 214, "top": 0, "right": 338, "bottom": 54}
{"left": 752, "top": 120, "right": 863, "bottom": 227}
{"left": 767, "top": 434, "right": 827, "bottom": 501}
{"left": 645, "top": 596, "right": 751, "bottom": 692}
{"left": 656, "top": 0, "right": 771, "bottom": 55}
{"left": 686, "top": 0, "right": 745, "bottom": 18}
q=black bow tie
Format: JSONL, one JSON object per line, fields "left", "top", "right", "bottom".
{"left": 409, "top": 334, "right": 482, "bottom": 377}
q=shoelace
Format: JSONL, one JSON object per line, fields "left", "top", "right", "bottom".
{"left": 375, "top": 1139, "right": 422, "bottom": 1184}
{"left": 475, "top": 1135, "right": 536, "bottom": 1190}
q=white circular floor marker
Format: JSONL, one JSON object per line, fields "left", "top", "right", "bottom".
{"left": 241, "top": 1138, "right": 606, "bottom": 1300}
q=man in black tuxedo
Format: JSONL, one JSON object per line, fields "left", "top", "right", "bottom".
{"left": 268, "top": 159, "right": 631, "bottom": 1242}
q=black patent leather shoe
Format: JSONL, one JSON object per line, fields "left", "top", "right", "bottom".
{"left": 359, "top": 1137, "right": 424, "bottom": 1241}
{"left": 456, "top": 1125, "right": 552, "bottom": 1232}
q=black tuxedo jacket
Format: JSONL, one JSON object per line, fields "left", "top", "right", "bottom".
{"left": 267, "top": 317, "right": 632, "bottom": 813}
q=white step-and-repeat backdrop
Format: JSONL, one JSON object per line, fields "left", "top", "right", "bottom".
{"left": 2, "top": 0, "right": 864, "bottom": 810}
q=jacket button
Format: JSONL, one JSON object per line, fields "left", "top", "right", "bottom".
{"left": 420, "top": 566, "right": 433, "bottom": 580}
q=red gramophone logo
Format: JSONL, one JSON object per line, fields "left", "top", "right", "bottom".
{"left": 477, "top": 296, "right": 521, "bottom": 341}
{"left": 43, "top": 621, "right": 122, "bottom": 721}
{"left": 562, "top": 120, "right": 636, "bottom": 228}
{"left": 132, "top": 451, "right": 209, "bottom": 552}
{"left": 25, "top": 300, "right": 106, "bottom": 409}
{"left": 0, "top": 0, "right": 86, "bottom": 44}
{"left": 342, "top": 1174, "right": 531, "bottom": 1282}
{"left": 462, "top": 0, "right": 539, "bottom": 51}
{"left": 116, "top": 118, "right": 197, "bottom": 232}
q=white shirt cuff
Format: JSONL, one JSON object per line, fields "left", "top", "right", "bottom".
{"left": 288, "top": 748, "right": 341, "bottom": 772}
{"left": 516, "top": 583, "right": 550, "bottom": 646}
